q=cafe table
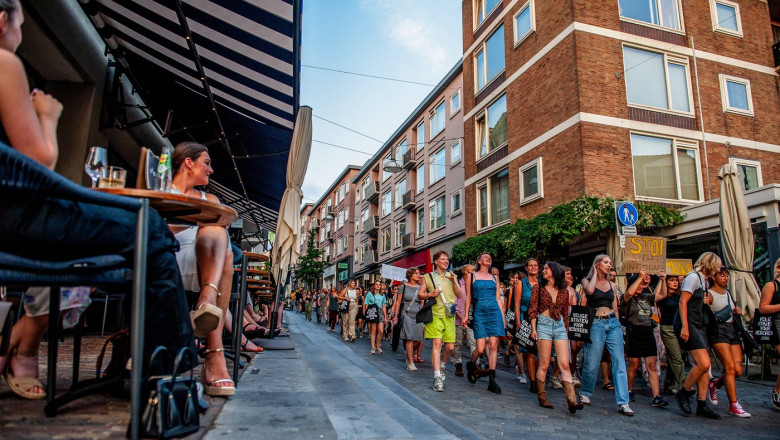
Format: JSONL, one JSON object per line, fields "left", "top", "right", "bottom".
{"left": 95, "top": 188, "right": 237, "bottom": 226}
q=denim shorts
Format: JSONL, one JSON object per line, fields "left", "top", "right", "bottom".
{"left": 537, "top": 315, "right": 568, "bottom": 341}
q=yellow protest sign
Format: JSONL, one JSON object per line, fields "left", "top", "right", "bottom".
{"left": 665, "top": 259, "right": 693, "bottom": 276}
{"left": 623, "top": 236, "right": 667, "bottom": 273}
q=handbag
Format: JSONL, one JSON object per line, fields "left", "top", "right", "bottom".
{"left": 338, "top": 299, "right": 349, "bottom": 313}
{"left": 752, "top": 308, "right": 779, "bottom": 345}
{"left": 568, "top": 305, "right": 595, "bottom": 343}
{"left": 138, "top": 346, "right": 200, "bottom": 439}
{"left": 365, "top": 294, "right": 379, "bottom": 323}
{"left": 416, "top": 298, "right": 435, "bottom": 324}
{"left": 514, "top": 319, "right": 537, "bottom": 354}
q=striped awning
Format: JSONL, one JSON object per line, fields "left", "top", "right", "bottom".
{"left": 80, "top": 0, "right": 301, "bottom": 232}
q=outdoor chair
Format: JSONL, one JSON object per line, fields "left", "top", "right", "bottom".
{"left": 0, "top": 142, "right": 148, "bottom": 439}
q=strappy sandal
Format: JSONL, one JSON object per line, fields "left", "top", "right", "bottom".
{"left": 190, "top": 283, "right": 223, "bottom": 338}
{"left": 3, "top": 349, "right": 46, "bottom": 400}
{"left": 602, "top": 381, "right": 615, "bottom": 390}
{"left": 240, "top": 341, "right": 263, "bottom": 353}
{"left": 201, "top": 348, "right": 235, "bottom": 397}
{"left": 243, "top": 324, "right": 265, "bottom": 339}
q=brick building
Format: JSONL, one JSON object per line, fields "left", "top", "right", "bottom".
{"left": 299, "top": 202, "right": 314, "bottom": 256}
{"left": 351, "top": 62, "right": 465, "bottom": 284}
{"left": 460, "top": 0, "right": 780, "bottom": 258}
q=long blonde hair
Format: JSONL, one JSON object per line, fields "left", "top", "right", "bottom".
{"left": 584, "top": 254, "right": 610, "bottom": 282}
{"left": 694, "top": 252, "right": 722, "bottom": 277}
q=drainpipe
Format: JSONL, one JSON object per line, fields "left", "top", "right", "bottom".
{"left": 690, "top": 36, "right": 712, "bottom": 200}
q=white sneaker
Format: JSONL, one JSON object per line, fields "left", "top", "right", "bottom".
{"left": 619, "top": 404, "right": 634, "bottom": 416}
{"left": 433, "top": 376, "right": 444, "bottom": 392}
{"left": 518, "top": 374, "right": 529, "bottom": 384}
{"left": 406, "top": 362, "right": 417, "bottom": 371}
{"left": 550, "top": 375, "right": 563, "bottom": 389}
{"left": 579, "top": 393, "right": 591, "bottom": 405}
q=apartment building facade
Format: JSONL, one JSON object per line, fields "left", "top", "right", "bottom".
{"left": 305, "top": 166, "right": 361, "bottom": 289}
{"left": 351, "top": 63, "right": 465, "bottom": 283}
{"left": 460, "top": 0, "right": 780, "bottom": 253}
{"left": 299, "top": 202, "right": 314, "bottom": 256}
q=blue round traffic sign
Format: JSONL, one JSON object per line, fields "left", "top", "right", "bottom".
{"left": 617, "top": 202, "right": 638, "bottom": 226}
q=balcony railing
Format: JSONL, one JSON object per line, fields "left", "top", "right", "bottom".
{"left": 364, "top": 181, "right": 380, "bottom": 202}
{"left": 401, "top": 233, "right": 416, "bottom": 250}
{"left": 361, "top": 250, "right": 378, "bottom": 266}
{"left": 402, "top": 149, "right": 417, "bottom": 169}
{"left": 402, "top": 190, "right": 416, "bottom": 210}
{"left": 326, "top": 231, "right": 333, "bottom": 241}
{"left": 362, "top": 215, "right": 379, "bottom": 234}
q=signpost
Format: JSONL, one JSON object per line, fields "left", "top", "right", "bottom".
{"left": 623, "top": 235, "right": 667, "bottom": 273}
{"left": 614, "top": 201, "right": 638, "bottom": 248}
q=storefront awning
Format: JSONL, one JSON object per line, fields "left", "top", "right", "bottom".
{"left": 80, "top": 0, "right": 301, "bottom": 232}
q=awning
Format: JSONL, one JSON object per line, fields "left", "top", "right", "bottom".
{"left": 79, "top": 0, "right": 301, "bottom": 233}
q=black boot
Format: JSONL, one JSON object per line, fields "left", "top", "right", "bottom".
{"left": 487, "top": 370, "right": 501, "bottom": 394}
{"left": 676, "top": 387, "right": 694, "bottom": 415}
{"left": 466, "top": 361, "right": 477, "bottom": 384}
{"left": 696, "top": 400, "right": 722, "bottom": 419}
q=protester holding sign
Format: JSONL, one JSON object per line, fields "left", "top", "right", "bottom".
{"left": 515, "top": 258, "right": 540, "bottom": 393}
{"left": 758, "top": 257, "right": 780, "bottom": 411}
{"left": 673, "top": 252, "right": 722, "bottom": 419}
{"left": 624, "top": 270, "right": 667, "bottom": 409}
{"left": 580, "top": 254, "right": 633, "bottom": 416}
{"left": 565, "top": 268, "right": 586, "bottom": 387}
{"left": 655, "top": 273, "right": 687, "bottom": 395}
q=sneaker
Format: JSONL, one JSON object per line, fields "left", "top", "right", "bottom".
{"left": 676, "top": 387, "right": 694, "bottom": 415}
{"left": 572, "top": 376, "right": 581, "bottom": 387}
{"left": 433, "top": 376, "right": 445, "bottom": 392}
{"left": 653, "top": 395, "right": 669, "bottom": 408}
{"left": 696, "top": 402, "right": 722, "bottom": 419}
{"left": 550, "top": 375, "right": 563, "bottom": 389}
{"left": 727, "top": 401, "right": 751, "bottom": 418}
{"left": 707, "top": 380, "right": 719, "bottom": 406}
{"left": 619, "top": 404, "right": 634, "bottom": 416}
{"left": 629, "top": 392, "right": 635, "bottom": 402}
{"left": 772, "top": 390, "right": 780, "bottom": 411}
{"left": 518, "top": 374, "right": 529, "bottom": 385}
{"left": 579, "top": 393, "right": 591, "bottom": 405}
{"left": 406, "top": 362, "right": 417, "bottom": 371}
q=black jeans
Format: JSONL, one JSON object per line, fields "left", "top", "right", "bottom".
{"left": 1, "top": 194, "right": 195, "bottom": 366}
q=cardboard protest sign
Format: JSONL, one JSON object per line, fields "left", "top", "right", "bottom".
{"left": 624, "top": 236, "right": 667, "bottom": 273}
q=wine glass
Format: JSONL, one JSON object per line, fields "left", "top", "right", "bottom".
{"left": 84, "top": 146, "right": 107, "bottom": 187}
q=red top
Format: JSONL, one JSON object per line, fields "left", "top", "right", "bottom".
{"left": 529, "top": 283, "right": 570, "bottom": 329}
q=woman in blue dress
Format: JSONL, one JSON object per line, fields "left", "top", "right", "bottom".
{"left": 462, "top": 252, "right": 505, "bottom": 394}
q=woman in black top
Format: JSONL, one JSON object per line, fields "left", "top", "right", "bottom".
{"left": 759, "top": 257, "right": 780, "bottom": 410}
{"left": 656, "top": 273, "right": 686, "bottom": 394}
{"left": 674, "top": 252, "right": 722, "bottom": 419}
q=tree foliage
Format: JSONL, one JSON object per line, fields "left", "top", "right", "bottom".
{"left": 452, "top": 196, "right": 684, "bottom": 264}
{"left": 295, "top": 229, "right": 326, "bottom": 288}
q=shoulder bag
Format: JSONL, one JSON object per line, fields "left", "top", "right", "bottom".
{"left": 416, "top": 275, "right": 437, "bottom": 324}
{"left": 568, "top": 305, "right": 595, "bottom": 342}
{"left": 365, "top": 292, "right": 379, "bottom": 323}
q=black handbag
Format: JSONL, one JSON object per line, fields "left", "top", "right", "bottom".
{"left": 416, "top": 298, "right": 435, "bottom": 324}
{"left": 568, "top": 305, "right": 595, "bottom": 343}
{"left": 514, "top": 319, "right": 537, "bottom": 354}
{"left": 139, "top": 346, "right": 200, "bottom": 439}
{"left": 752, "top": 308, "right": 779, "bottom": 345}
{"left": 338, "top": 300, "right": 349, "bottom": 313}
{"left": 365, "top": 303, "right": 379, "bottom": 323}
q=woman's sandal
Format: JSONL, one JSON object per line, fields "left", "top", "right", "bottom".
{"left": 201, "top": 348, "right": 235, "bottom": 397}
{"left": 243, "top": 324, "right": 265, "bottom": 339}
{"left": 190, "top": 283, "right": 224, "bottom": 338}
{"left": 3, "top": 349, "right": 46, "bottom": 400}
{"left": 602, "top": 381, "right": 615, "bottom": 390}
{"left": 240, "top": 341, "right": 263, "bottom": 353}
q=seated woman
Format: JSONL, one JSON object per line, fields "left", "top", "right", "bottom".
{"left": 170, "top": 142, "right": 235, "bottom": 396}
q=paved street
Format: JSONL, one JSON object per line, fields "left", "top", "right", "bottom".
{"left": 210, "top": 312, "right": 778, "bottom": 439}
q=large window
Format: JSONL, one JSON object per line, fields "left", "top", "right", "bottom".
{"left": 623, "top": 46, "right": 691, "bottom": 114}
{"left": 619, "top": 0, "right": 682, "bottom": 31}
{"left": 451, "top": 140, "right": 461, "bottom": 165}
{"left": 719, "top": 74, "right": 753, "bottom": 116}
{"left": 394, "top": 219, "right": 406, "bottom": 248}
{"left": 416, "top": 207, "right": 425, "bottom": 237}
{"left": 711, "top": 0, "right": 742, "bottom": 36}
{"left": 519, "top": 157, "right": 543, "bottom": 204}
{"left": 395, "top": 179, "right": 407, "bottom": 209}
{"left": 381, "top": 228, "right": 391, "bottom": 253}
{"left": 729, "top": 157, "right": 762, "bottom": 192}
{"left": 338, "top": 209, "right": 345, "bottom": 229}
{"left": 476, "top": 94, "right": 508, "bottom": 159}
{"left": 416, "top": 163, "right": 425, "bottom": 194}
{"left": 451, "top": 89, "right": 461, "bottom": 114}
{"left": 430, "top": 148, "right": 446, "bottom": 184}
{"left": 513, "top": 1, "right": 535, "bottom": 45}
{"left": 429, "top": 196, "right": 446, "bottom": 231}
{"left": 337, "top": 235, "right": 344, "bottom": 255}
{"left": 631, "top": 133, "right": 701, "bottom": 202}
{"left": 431, "top": 101, "right": 446, "bottom": 138}
{"left": 396, "top": 139, "right": 407, "bottom": 165}
{"left": 382, "top": 153, "right": 392, "bottom": 181}
{"left": 477, "top": 168, "right": 510, "bottom": 229}
{"left": 381, "top": 191, "right": 392, "bottom": 216}
{"left": 451, "top": 190, "right": 462, "bottom": 215}
{"left": 416, "top": 120, "right": 425, "bottom": 150}
{"left": 475, "top": 25, "right": 505, "bottom": 91}
{"left": 474, "top": 0, "right": 501, "bottom": 27}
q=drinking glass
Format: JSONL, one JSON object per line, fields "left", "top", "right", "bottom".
{"left": 85, "top": 146, "right": 107, "bottom": 188}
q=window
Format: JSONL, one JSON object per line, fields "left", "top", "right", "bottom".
{"left": 451, "top": 89, "right": 461, "bottom": 114}
{"left": 431, "top": 101, "right": 446, "bottom": 138}
{"left": 430, "top": 148, "right": 446, "bottom": 184}
{"left": 416, "top": 207, "right": 425, "bottom": 237}
{"left": 630, "top": 133, "right": 701, "bottom": 202}
{"left": 340, "top": 183, "right": 347, "bottom": 202}
{"left": 337, "top": 235, "right": 344, "bottom": 255}
{"left": 394, "top": 219, "right": 406, "bottom": 248}
{"left": 711, "top": 0, "right": 742, "bottom": 36}
{"left": 622, "top": 46, "right": 692, "bottom": 114}
{"left": 474, "top": 0, "right": 501, "bottom": 27}
{"left": 382, "top": 153, "right": 392, "bottom": 181}
{"left": 619, "top": 0, "right": 682, "bottom": 31}
{"left": 513, "top": 1, "right": 535, "bottom": 45}
{"left": 477, "top": 168, "right": 510, "bottom": 229}
{"left": 475, "top": 25, "right": 505, "bottom": 91}
{"left": 338, "top": 209, "right": 345, "bottom": 229}
{"left": 519, "top": 157, "right": 543, "bottom": 204}
{"left": 451, "top": 190, "right": 462, "bottom": 214}
{"left": 416, "top": 163, "right": 425, "bottom": 194}
{"left": 395, "top": 139, "right": 407, "bottom": 165}
{"left": 326, "top": 198, "right": 332, "bottom": 212}
{"left": 451, "top": 140, "right": 461, "bottom": 165}
{"left": 395, "top": 179, "right": 407, "bottom": 209}
{"left": 355, "top": 218, "right": 360, "bottom": 235}
{"left": 381, "top": 191, "right": 391, "bottom": 216}
{"left": 728, "top": 158, "right": 762, "bottom": 192}
{"left": 719, "top": 74, "right": 753, "bottom": 116}
{"left": 355, "top": 186, "right": 361, "bottom": 202}
{"left": 430, "top": 196, "right": 446, "bottom": 231}
{"left": 362, "top": 177, "right": 370, "bottom": 196}
{"left": 416, "top": 120, "right": 425, "bottom": 151}
{"left": 476, "top": 94, "right": 508, "bottom": 159}
{"left": 381, "top": 228, "right": 391, "bottom": 253}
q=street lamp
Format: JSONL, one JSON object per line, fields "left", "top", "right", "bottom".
{"left": 322, "top": 212, "right": 334, "bottom": 223}
{"left": 383, "top": 157, "right": 402, "bottom": 173}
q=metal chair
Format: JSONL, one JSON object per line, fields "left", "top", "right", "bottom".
{"left": 0, "top": 143, "right": 149, "bottom": 439}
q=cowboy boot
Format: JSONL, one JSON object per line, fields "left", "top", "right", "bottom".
{"left": 563, "top": 381, "right": 583, "bottom": 414}
{"left": 537, "top": 379, "right": 554, "bottom": 408}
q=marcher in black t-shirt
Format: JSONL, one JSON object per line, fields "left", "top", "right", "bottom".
{"left": 656, "top": 274, "right": 686, "bottom": 394}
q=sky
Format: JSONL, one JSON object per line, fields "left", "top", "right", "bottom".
{"left": 299, "top": 0, "right": 463, "bottom": 206}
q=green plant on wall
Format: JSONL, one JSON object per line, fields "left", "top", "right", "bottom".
{"left": 296, "top": 229, "right": 326, "bottom": 288}
{"left": 452, "top": 196, "right": 684, "bottom": 264}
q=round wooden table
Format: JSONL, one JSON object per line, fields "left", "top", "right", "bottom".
{"left": 95, "top": 188, "right": 237, "bottom": 226}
